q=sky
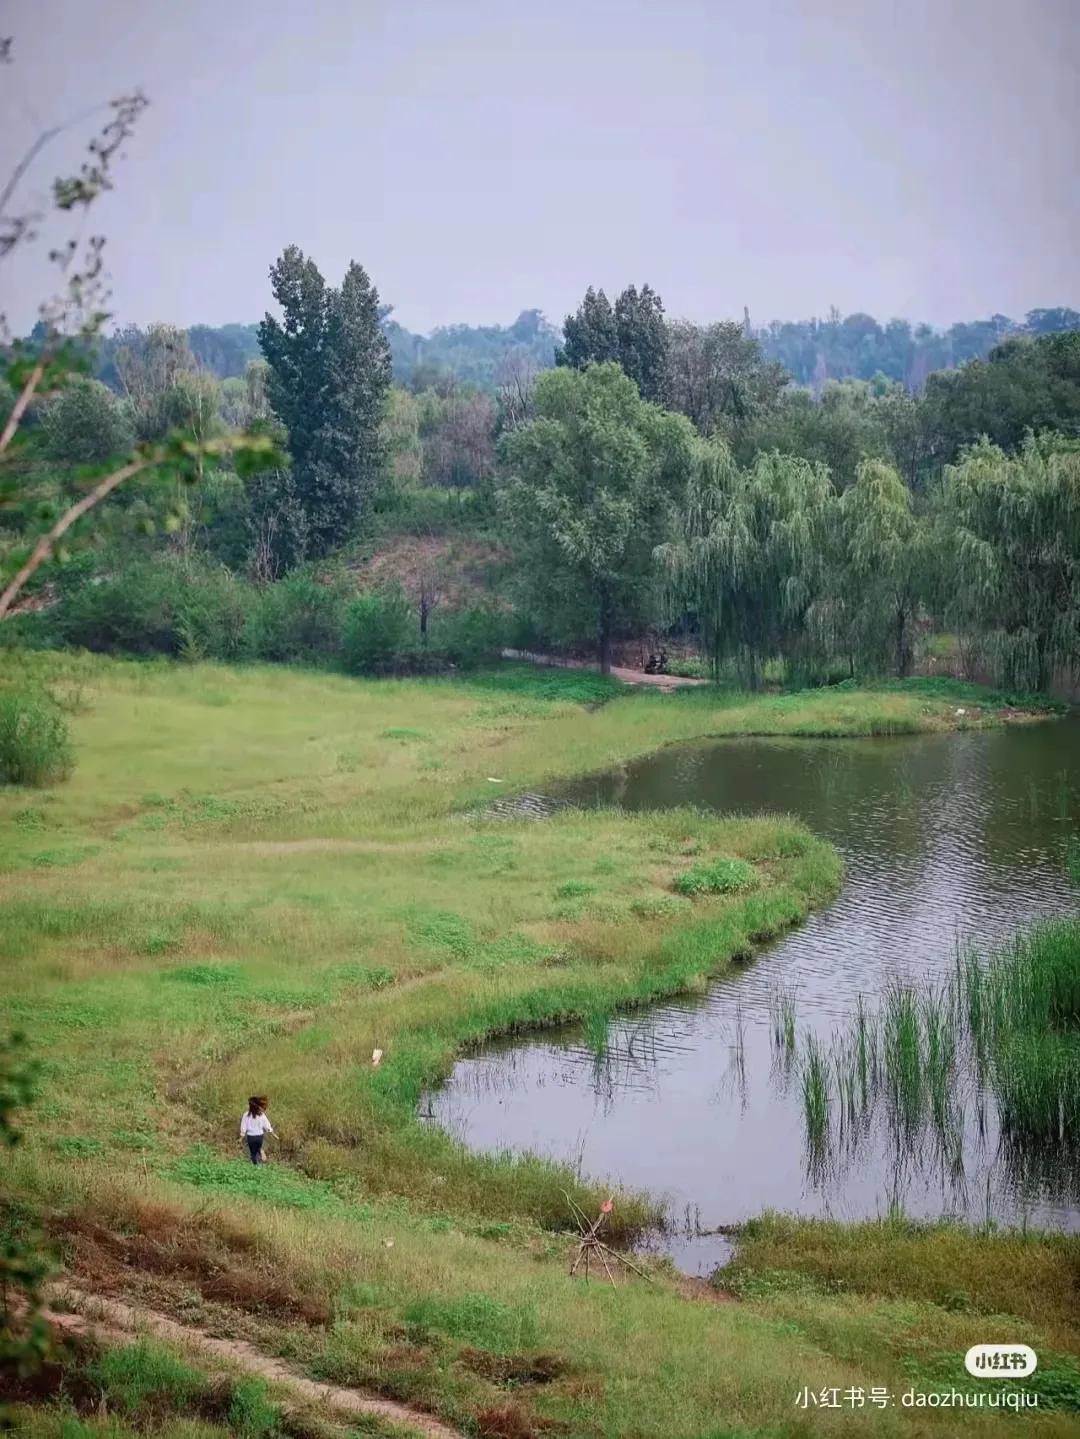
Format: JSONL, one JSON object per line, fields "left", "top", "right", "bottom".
{"left": 1, "top": 0, "right": 1078, "bottom": 337}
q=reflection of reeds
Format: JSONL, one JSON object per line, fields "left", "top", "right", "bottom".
{"left": 770, "top": 986, "right": 797, "bottom": 1061}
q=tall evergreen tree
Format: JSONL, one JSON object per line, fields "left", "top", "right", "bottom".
{"left": 258, "top": 247, "right": 391, "bottom": 556}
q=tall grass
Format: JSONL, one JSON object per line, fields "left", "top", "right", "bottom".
{"left": 806, "top": 919, "right": 1080, "bottom": 1195}
{"left": 0, "top": 689, "right": 73, "bottom": 787}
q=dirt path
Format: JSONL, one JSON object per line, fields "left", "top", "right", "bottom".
{"left": 44, "top": 1286, "right": 464, "bottom": 1439}
{"left": 500, "top": 648, "right": 709, "bottom": 693}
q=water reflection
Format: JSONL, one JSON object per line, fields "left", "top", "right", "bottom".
{"left": 429, "top": 719, "right": 1080, "bottom": 1274}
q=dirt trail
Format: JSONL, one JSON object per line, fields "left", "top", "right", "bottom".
{"left": 500, "top": 648, "right": 709, "bottom": 692}
{"left": 44, "top": 1286, "right": 464, "bottom": 1439}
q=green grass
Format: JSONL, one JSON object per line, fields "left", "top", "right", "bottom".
{"left": 1, "top": 648, "right": 1075, "bottom": 1439}
{"left": 672, "top": 856, "right": 757, "bottom": 896}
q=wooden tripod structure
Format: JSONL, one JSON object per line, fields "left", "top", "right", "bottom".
{"left": 564, "top": 1193, "right": 652, "bottom": 1286}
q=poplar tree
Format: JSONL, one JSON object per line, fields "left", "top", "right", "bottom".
{"left": 259, "top": 247, "right": 391, "bottom": 556}
{"left": 557, "top": 287, "right": 618, "bottom": 369}
{"left": 558, "top": 283, "right": 669, "bottom": 402}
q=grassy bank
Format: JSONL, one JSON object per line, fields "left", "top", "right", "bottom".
{"left": 3, "top": 651, "right": 1077, "bottom": 1438}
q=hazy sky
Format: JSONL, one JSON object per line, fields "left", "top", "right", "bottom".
{"left": 2, "top": 0, "right": 1078, "bottom": 335}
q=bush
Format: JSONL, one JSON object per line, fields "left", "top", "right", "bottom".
{"left": 47, "top": 556, "right": 256, "bottom": 661}
{"left": 245, "top": 571, "right": 346, "bottom": 664}
{"left": 429, "top": 604, "right": 507, "bottom": 669}
{"left": 52, "top": 560, "right": 183, "bottom": 656}
{"left": 341, "top": 588, "right": 414, "bottom": 675}
{"left": 175, "top": 565, "right": 253, "bottom": 661}
{"left": 0, "top": 689, "right": 74, "bottom": 786}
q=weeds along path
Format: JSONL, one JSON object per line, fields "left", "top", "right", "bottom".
{"left": 45, "top": 1285, "right": 464, "bottom": 1439}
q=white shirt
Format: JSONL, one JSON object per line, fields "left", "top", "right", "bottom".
{"left": 240, "top": 1112, "right": 273, "bottom": 1137}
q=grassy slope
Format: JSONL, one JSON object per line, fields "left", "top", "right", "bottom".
{"left": 3, "top": 651, "right": 1077, "bottom": 1439}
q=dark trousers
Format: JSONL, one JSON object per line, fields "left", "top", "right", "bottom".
{"left": 246, "top": 1134, "right": 264, "bottom": 1164}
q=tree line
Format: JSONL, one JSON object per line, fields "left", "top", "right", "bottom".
{"left": 3, "top": 249, "right": 1079, "bottom": 696}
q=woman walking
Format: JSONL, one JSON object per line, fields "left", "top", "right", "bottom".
{"left": 240, "top": 1096, "right": 274, "bottom": 1164}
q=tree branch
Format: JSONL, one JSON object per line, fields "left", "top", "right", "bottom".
{"left": 0, "top": 360, "right": 45, "bottom": 456}
{"left": 0, "top": 454, "right": 151, "bottom": 619}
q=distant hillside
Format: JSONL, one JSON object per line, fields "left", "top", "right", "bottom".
{"left": 94, "top": 304, "right": 1078, "bottom": 393}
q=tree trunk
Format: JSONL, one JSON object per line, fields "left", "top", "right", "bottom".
{"left": 894, "top": 604, "right": 912, "bottom": 678}
{"left": 597, "top": 590, "right": 612, "bottom": 675}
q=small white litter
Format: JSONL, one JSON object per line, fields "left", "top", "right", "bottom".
{"left": 955, "top": 708, "right": 966, "bottom": 716}
{"left": 372, "top": 1048, "right": 384, "bottom": 1067}
{"left": 487, "top": 777, "right": 502, "bottom": 783}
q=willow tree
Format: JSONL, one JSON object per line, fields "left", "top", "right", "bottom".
{"left": 498, "top": 362, "right": 696, "bottom": 671}
{"left": 829, "top": 458, "right": 921, "bottom": 677}
{"left": 937, "top": 435, "right": 1080, "bottom": 691}
{"left": 659, "top": 444, "right": 834, "bottom": 685}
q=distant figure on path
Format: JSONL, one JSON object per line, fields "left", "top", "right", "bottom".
{"left": 240, "top": 1095, "right": 274, "bottom": 1164}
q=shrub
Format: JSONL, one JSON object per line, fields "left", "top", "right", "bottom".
{"left": 0, "top": 690, "right": 74, "bottom": 786}
{"left": 341, "top": 587, "right": 414, "bottom": 675}
{"left": 245, "top": 571, "right": 345, "bottom": 664}
{"left": 673, "top": 857, "right": 758, "bottom": 896}
{"left": 52, "top": 560, "right": 183, "bottom": 656}
{"left": 174, "top": 565, "right": 253, "bottom": 661}
{"left": 47, "top": 556, "right": 256, "bottom": 661}
{"left": 429, "top": 603, "right": 507, "bottom": 669}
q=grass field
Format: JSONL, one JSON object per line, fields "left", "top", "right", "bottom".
{"left": 3, "top": 651, "right": 1077, "bottom": 1438}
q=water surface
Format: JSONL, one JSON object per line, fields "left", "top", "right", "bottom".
{"left": 428, "top": 719, "right": 1080, "bottom": 1273}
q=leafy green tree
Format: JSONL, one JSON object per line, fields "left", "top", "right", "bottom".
{"left": 922, "top": 331, "right": 1080, "bottom": 468}
{"left": 499, "top": 363, "right": 696, "bottom": 671}
{"left": 259, "top": 247, "right": 391, "bottom": 556}
{"left": 659, "top": 445, "right": 834, "bottom": 685}
{"left": 936, "top": 435, "right": 1080, "bottom": 690}
{"left": 42, "top": 377, "right": 133, "bottom": 464}
{"left": 667, "top": 320, "right": 787, "bottom": 440}
{"left": 744, "top": 380, "right": 894, "bottom": 489}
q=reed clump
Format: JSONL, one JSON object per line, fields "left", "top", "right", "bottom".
{"left": 801, "top": 919, "right": 1080, "bottom": 1192}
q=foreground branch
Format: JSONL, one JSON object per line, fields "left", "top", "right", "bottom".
{"left": 0, "top": 360, "right": 45, "bottom": 456}
{"left": 0, "top": 454, "right": 151, "bottom": 619}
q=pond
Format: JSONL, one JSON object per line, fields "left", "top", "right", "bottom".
{"left": 426, "top": 717, "right": 1080, "bottom": 1274}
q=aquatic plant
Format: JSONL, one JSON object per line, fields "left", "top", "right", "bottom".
{"left": 812, "top": 919, "right": 1080, "bottom": 1197}
{"left": 800, "top": 1034, "right": 831, "bottom": 1160}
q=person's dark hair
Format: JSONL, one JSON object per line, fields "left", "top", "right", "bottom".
{"left": 247, "top": 1095, "right": 265, "bottom": 1116}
